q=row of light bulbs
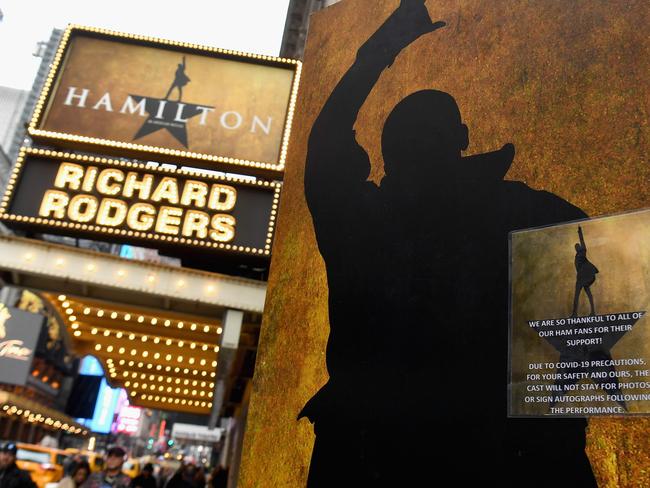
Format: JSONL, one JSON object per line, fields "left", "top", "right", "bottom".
{"left": 105, "top": 358, "right": 215, "bottom": 401}
{"left": 134, "top": 392, "right": 212, "bottom": 409}
{"left": 26, "top": 128, "right": 284, "bottom": 178}
{"left": 28, "top": 127, "right": 286, "bottom": 175}
{"left": 10, "top": 207, "right": 272, "bottom": 255}
{"left": 279, "top": 62, "right": 302, "bottom": 165}
{"left": 105, "top": 358, "right": 217, "bottom": 379}
{"left": 2, "top": 404, "right": 87, "bottom": 435}
{"left": 94, "top": 342, "right": 217, "bottom": 367}
{"left": 70, "top": 25, "right": 301, "bottom": 65}
{"left": 58, "top": 295, "right": 222, "bottom": 336}
{"left": 74, "top": 326, "right": 220, "bottom": 357}
{"left": 120, "top": 371, "right": 214, "bottom": 388}
{"left": 123, "top": 381, "right": 213, "bottom": 398}
{"left": 27, "top": 128, "right": 288, "bottom": 177}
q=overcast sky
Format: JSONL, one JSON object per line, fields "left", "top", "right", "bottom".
{"left": 0, "top": 0, "right": 292, "bottom": 90}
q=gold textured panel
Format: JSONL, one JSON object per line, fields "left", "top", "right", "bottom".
{"left": 239, "top": 1, "right": 649, "bottom": 486}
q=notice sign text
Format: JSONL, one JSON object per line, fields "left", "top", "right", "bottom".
{"left": 509, "top": 209, "right": 650, "bottom": 416}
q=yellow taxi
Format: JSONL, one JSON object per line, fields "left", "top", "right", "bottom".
{"left": 122, "top": 458, "right": 140, "bottom": 479}
{"left": 15, "top": 443, "right": 67, "bottom": 488}
{"left": 64, "top": 448, "right": 105, "bottom": 473}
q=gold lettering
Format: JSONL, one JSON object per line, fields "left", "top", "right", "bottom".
{"left": 82, "top": 167, "right": 99, "bottom": 192}
{"left": 126, "top": 203, "right": 155, "bottom": 231}
{"left": 182, "top": 210, "right": 209, "bottom": 238}
{"left": 97, "top": 169, "right": 125, "bottom": 196}
{"left": 68, "top": 195, "right": 99, "bottom": 222}
{"left": 152, "top": 177, "right": 180, "bottom": 204}
{"left": 96, "top": 198, "right": 128, "bottom": 226}
{"left": 210, "top": 214, "right": 236, "bottom": 242}
{"left": 54, "top": 162, "right": 84, "bottom": 190}
{"left": 0, "top": 339, "right": 32, "bottom": 361}
{"left": 155, "top": 206, "right": 182, "bottom": 235}
{"left": 208, "top": 184, "right": 237, "bottom": 211}
{"left": 123, "top": 172, "right": 154, "bottom": 200}
{"left": 39, "top": 190, "right": 69, "bottom": 218}
{"left": 180, "top": 181, "right": 208, "bottom": 208}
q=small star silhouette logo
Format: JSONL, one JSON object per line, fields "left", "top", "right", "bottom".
{"left": 131, "top": 56, "right": 214, "bottom": 148}
{"left": 131, "top": 97, "right": 213, "bottom": 147}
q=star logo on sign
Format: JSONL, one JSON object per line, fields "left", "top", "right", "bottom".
{"left": 131, "top": 97, "right": 214, "bottom": 148}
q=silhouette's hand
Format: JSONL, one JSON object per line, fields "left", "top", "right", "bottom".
{"left": 396, "top": 0, "right": 446, "bottom": 43}
{"left": 356, "top": 0, "right": 445, "bottom": 65}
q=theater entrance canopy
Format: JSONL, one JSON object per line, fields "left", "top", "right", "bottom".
{"left": 0, "top": 234, "right": 266, "bottom": 416}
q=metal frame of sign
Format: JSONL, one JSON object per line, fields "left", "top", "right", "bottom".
{"left": 27, "top": 25, "right": 302, "bottom": 177}
{"left": 0, "top": 147, "right": 281, "bottom": 257}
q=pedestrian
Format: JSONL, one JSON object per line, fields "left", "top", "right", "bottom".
{"left": 0, "top": 442, "right": 37, "bottom": 488}
{"left": 164, "top": 465, "right": 194, "bottom": 488}
{"left": 80, "top": 447, "right": 130, "bottom": 488}
{"left": 63, "top": 455, "right": 85, "bottom": 477}
{"left": 208, "top": 466, "right": 227, "bottom": 488}
{"left": 58, "top": 460, "right": 91, "bottom": 488}
{"left": 192, "top": 467, "right": 205, "bottom": 488}
{"left": 130, "top": 464, "right": 156, "bottom": 488}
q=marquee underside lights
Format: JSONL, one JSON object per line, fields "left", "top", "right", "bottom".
{"left": 47, "top": 293, "right": 224, "bottom": 414}
{"left": 0, "top": 392, "right": 87, "bottom": 435}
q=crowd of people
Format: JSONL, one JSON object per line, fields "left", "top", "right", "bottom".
{"left": 0, "top": 442, "right": 37, "bottom": 488}
{"left": 0, "top": 443, "right": 228, "bottom": 488}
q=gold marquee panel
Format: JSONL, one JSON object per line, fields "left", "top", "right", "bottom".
{"left": 28, "top": 25, "right": 302, "bottom": 176}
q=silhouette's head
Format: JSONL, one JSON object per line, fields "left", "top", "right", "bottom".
{"left": 575, "top": 243, "right": 582, "bottom": 252}
{"left": 382, "top": 90, "right": 468, "bottom": 182}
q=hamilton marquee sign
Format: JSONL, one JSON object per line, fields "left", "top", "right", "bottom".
{"left": 0, "top": 148, "right": 280, "bottom": 256}
{"left": 28, "top": 25, "right": 301, "bottom": 175}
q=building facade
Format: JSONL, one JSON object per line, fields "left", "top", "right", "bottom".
{"left": 280, "top": 0, "right": 340, "bottom": 59}
{"left": 0, "top": 86, "right": 28, "bottom": 154}
{"left": 6, "top": 29, "right": 63, "bottom": 163}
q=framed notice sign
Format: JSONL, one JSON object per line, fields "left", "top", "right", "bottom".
{"left": 0, "top": 148, "right": 280, "bottom": 256}
{"left": 28, "top": 25, "right": 301, "bottom": 176}
{"left": 509, "top": 209, "right": 650, "bottom": 417}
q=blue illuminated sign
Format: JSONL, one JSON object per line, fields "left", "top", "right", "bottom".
{"left": 79, "top": 356, "right": 103, "bottom": 376}
{"left": 77, "top": 356, "right": 121, "bottom": 433}
{"left": 120, "top": 245, "right": 135, "bottom": 259}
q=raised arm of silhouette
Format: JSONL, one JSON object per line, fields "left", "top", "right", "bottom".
{"left": 578, "top": 226, "right": 586, "bottom": 251}
{"left": 305, "top": 0, "right": 445, "bottom": 248}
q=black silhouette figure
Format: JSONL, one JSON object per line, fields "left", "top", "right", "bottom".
{"left": 302, "top": 1, "right": 596, "bottom": 486}
{"left": 165, "top": 56, "right": 191, "bottom": 101}
{"left": 572, "top": 226, "right": 599, "bottom": 316}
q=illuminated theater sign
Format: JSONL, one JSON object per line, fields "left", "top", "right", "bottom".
{"left": 0, "top": 148, "right": 280, "bottom": 256}
{"left": 28, "top": 25, "right": 301, "bottom": 176}
{"left": 0, "top": 304, "right": 43, "bottom": 386}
